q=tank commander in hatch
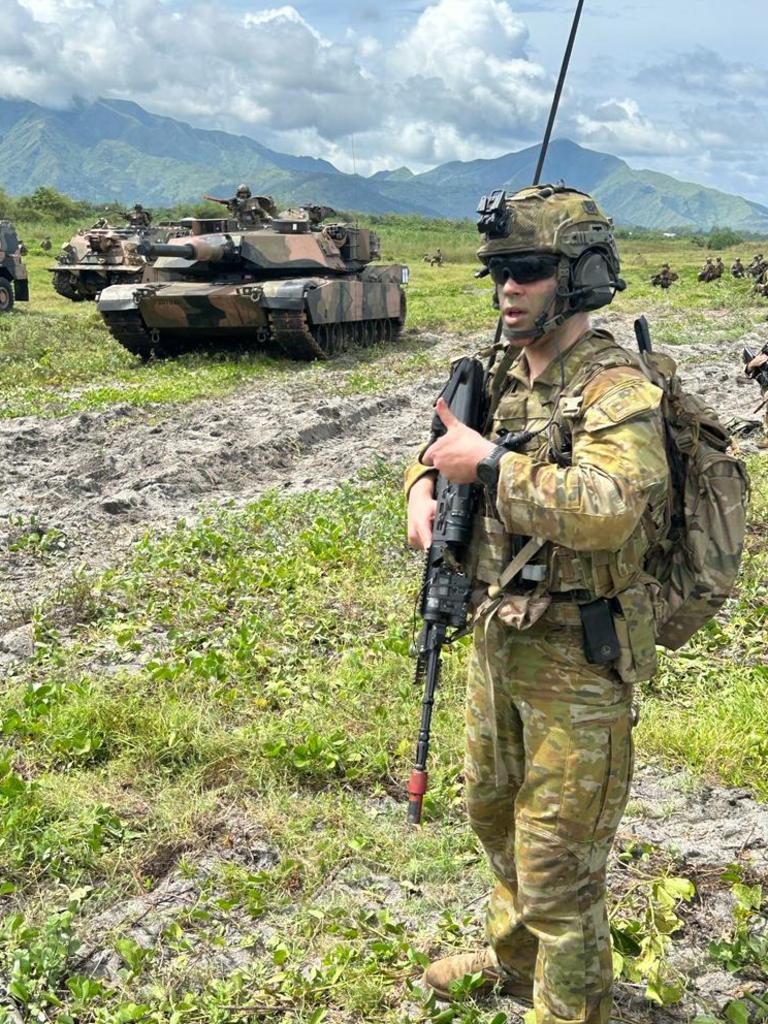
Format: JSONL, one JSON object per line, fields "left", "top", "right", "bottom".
{"left": 123, "top": 203, "right": 152, "bottom": 228}
{"left": 405, "top": 184, "right": 669, "bottom": 1024}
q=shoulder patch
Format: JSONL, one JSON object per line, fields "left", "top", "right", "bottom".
{"left": 582, "top": 378, "right": 663, "bottom": 433}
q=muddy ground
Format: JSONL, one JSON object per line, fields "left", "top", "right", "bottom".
{"left": 1, "top": 313, "right": 766, "bottom": 637}
{"left": 1, "top": 313, "right": 767, "bottom": 1019}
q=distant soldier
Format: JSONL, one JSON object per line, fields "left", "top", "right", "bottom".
{"left": 748, "top": 254, "right": 765, "bottom": 278}
{"left": 714, "top": 256, "right": 725, "bottom": 278}
{"left": 433, "top": 247, "right": 444, "bottom": 267}
{"left": 123, "top": 203, "right": 152, "bottom": 228}
{"left": 40, "top": 237, "right": 52, "bottom": 252}
{"left": 203, "top": 185, "right": 276, "bottom": 227}
{"left": 18, "top": 240, "right": 28, "bottom": 257}
{"left": 651, "top": 263, "right": 678, "bottom": 289}
{"left": 731, "top": 257, "right": 746, "bottom": 278}
{"left": 755, "top": 268, "right": 768, "bottom": 298}
{"left": 698, "top": 257, "right": 717, "bottom": 282}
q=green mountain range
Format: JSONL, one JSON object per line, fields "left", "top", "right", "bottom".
{"left": 1, "top": 97, "right": 767, "bottom": 231}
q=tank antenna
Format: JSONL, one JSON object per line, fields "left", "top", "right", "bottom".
{"left": 532, "top": 0, "right": 585, "bottom": 186}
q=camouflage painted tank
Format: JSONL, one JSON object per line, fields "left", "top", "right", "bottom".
{"left": 0, "top": 220, "right": 30, "bottom": 312}
{"left": 96, "top": 209, "right": 408, "bottom": 360}
{"left": 50, "top": 220, "right": 189, "bottom": 302}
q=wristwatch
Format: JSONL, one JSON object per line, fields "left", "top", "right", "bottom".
{"left": 476, "top": 445, "right": 509, "bottom": 506}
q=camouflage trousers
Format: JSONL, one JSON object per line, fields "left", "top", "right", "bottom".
{"left": 466, "top": 611, "right": 635, "bottom": 1024}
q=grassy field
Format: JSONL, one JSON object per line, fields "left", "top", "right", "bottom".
{"left": 1, "top": 216, "right": 768, "bottom": 1022}
{"left": 2, "top": 217, "right": 767, "bottom": 418}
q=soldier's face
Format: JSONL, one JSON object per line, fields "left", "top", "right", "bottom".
{"left": 497, "top": 267, "right": 558, "bottom": 345}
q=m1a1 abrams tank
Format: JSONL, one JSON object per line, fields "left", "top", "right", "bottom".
{"left": 0, "top": 220, "right": 30, "bottom": 312}
{"left": 96, "top": 208, "right": 408, "bottom": 360}
{"left": 50, "top": 220, "right": 189, "bottom": 302}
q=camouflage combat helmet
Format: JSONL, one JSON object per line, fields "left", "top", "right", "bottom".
{"left": 237, "top": 184, "right": 251, "bottom": 198}
{"left": 476, "top": 183, "right": 624, "bottom": 321}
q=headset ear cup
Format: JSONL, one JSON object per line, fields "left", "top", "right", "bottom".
{"left": 572, "top": 250, "right": 616, "bottom": 310}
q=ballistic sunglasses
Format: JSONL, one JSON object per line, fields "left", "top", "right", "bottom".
{"left": 487, "top": 254, "right": 560, "bottom": 285}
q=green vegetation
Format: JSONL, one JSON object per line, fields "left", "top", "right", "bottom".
{"left": 1, "top": 453, "right": 768, "bottom": 1021}
{"left": 2, "top": 214, "right": 767, "bottom": 419}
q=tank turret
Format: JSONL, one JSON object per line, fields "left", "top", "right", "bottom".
{"left": 97, "top": 209, "right": 408, "bottom": 360}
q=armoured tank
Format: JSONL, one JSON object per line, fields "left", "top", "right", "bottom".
{"left": 0, "top": 220, "right": 30, "bottom": 312}
{"left": 50, "top": 220, "right": 190, "bottom": 302}
{"left": 96, "top": 209, "right": 408, "bottom": 360}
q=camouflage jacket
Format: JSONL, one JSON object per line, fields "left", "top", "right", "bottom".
{"left": 406, "top": 328, "right": 670, "bottom": 612}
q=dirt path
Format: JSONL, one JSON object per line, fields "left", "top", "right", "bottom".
{"left": 1, "top": 314, "right": 765, "bottom": 638}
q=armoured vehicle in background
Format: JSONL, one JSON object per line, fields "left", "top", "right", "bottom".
{"left": 50, "top": 220, "right": 190, "bottom": 302}
{"left": 97, "top": 208, "right": 408, "bottom": 360}
{"left": 0, "top": 221, "right": 30, "bottom": 312}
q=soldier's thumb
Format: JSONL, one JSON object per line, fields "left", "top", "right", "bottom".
{"left": 435, "top": 397, "right": 459, "bottom": 429}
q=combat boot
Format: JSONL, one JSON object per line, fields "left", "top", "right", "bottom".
{"left": 423, "top": 948, "right": 534, "bottom": 1002}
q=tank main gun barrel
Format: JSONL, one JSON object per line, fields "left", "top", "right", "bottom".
{"left": 136, "top": 239, "right": 238, "bottom": 262}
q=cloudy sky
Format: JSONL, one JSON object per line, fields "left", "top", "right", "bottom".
{"left": 3, "top": 0, "right": 768, "bottom": 203}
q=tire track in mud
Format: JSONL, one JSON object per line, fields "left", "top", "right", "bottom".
{"left": 0, "top": 317, "right": 765, "bottom": 636}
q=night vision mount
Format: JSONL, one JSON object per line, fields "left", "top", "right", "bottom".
{"left": 476, "top": 190, "right": 510, "bottom": 238}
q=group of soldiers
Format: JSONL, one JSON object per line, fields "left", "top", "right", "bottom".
{"left": 650, "top": 252, "right": 768, "bottom": 295}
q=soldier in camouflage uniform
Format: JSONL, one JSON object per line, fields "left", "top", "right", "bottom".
{"left": 698, "top": 257, "right": 716, "bottom": 282}
{"left": 123, "top": 203, "right": 152, "bottom": 228}
{"left": 405, "top": 185, "right": 669, "bottom": 1024}
{"left": 650, "top": 263, "right": 677, "bottom": 288}
{"left": 731, "top": 257, "right": 745, "bottom": 278}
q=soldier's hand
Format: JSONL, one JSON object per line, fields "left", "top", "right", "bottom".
{"left": 423, "top": 398, "right": 495, "bottom": 484}
{"left": 407, "top": 476, "right": 437, "bottom": 550}
{"left": 748, "top": 352, "right": 768, "bottom": 373}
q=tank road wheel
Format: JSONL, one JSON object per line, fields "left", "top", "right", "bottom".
{"left": 0, "top": 279, "right": 14, "bottom": 313}
{"left": 381, "top": 318, "right": 394, "bottom": 344}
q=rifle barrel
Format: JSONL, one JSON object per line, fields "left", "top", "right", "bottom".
{"left": 406, "top": 639, "right": 443, "bottom": 825}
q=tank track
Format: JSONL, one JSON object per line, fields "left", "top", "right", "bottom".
{"left": 101, "top": 307, "right": 403, "bottom": 362}
{"left": 51, "top": 270, "right": 87, "bottom": 302}
{"left": 269, "top": 309, "right": 403, "bottom": 361}
{"left": 100, "top": 310, "right": 155, "bottom": 361}
{"left": 268, "top": 310, "right": 327, "bottom": 360}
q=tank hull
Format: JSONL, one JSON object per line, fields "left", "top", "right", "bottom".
{"left": 98, "top": 268, "right": 406, "bottom": 360}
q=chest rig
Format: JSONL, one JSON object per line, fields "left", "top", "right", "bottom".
{"left": 468, "top": 331, "right": 660, "bottom": 606}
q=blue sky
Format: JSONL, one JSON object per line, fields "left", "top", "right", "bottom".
{"left": 3, "top": 0, "right": 767, "bottom": 204}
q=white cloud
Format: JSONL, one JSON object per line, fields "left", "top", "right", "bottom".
{"left": 1, "top": 0, "right": 768, "bottom": 204}
{"left": 573, "top": 98, "right": 689, "bottom": 157}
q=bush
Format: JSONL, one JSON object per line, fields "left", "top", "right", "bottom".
{"left": 708, "top": 226, "right": 743, "bottom": 250}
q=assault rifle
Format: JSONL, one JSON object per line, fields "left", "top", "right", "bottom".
{"left": 406, "top": 358, "right": 532, "bottom": 824}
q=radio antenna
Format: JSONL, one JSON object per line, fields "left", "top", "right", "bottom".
{"left": 532, "top": 0, "right": 585, "bottom": 185}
